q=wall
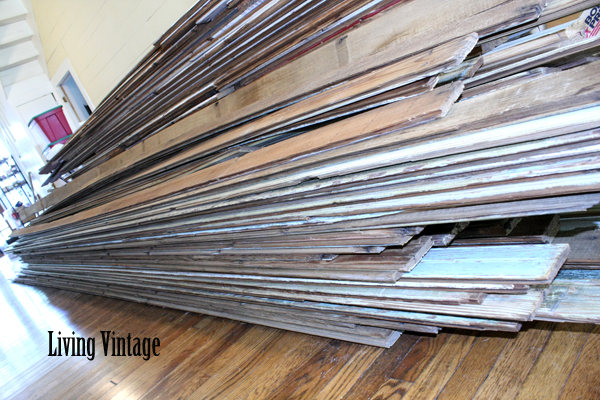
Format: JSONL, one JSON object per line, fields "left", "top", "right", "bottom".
{"left": 0, "top": 0, "right": 58, "bottom": 199}
{"left": 31, "top": 0, "right": 199, "bottom": 106}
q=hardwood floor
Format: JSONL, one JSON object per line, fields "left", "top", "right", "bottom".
{"left": 1, "top": 256, "right": 598, "bottom": 400}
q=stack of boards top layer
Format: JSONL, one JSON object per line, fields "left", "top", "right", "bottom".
{"left": 40, "top": 0, "right": 413, "bottom": 184}
{"left": 10, "top": 0, "right": 600, "bottom": 347}
{"left": 23, "top": 0, "right": 552, "bottom": 220}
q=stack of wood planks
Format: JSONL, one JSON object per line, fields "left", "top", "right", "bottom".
{"left": 40, "top": 0, "right": 409, "bottom": 184}
{"left": 10, "top": 0, "right": 600, "bottom": 347}
{"left": 535, "top": 213, "right": 600, "bottom": 324}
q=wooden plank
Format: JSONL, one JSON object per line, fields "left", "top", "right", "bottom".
{"left": 26, "top": 30, "right": 477, "bottom": 219}
{"left": 466, "top": 35, "right": 600, "bottom": 88}
{"left": 480, "top": 0, "right": 600, "bottom": 44}
{"left": 472, "top": 321, "right": 555, "bottom": 400}
{"left": 266, "top": 340, "right": 364, "bottom": 400}
{"left": 15, "top": 83, "right": 463, "bottom": 236}
{"left": 553, "top": 217, "right": 600, "bottom": 264}
{"left": 15, "top": 274, "right": 524, "bottom": 331}
{"left": 47, "top": 273, "right": 479, "bottom": 305}
{"left": 47, "top": 0, "right": 538, "bottom": 180}
{"left": 19, "top": 267, "right": 548, "bottom": 321}
{"left": 13, "top": 264, "right": 534, "bottom": 292}
{"left": 400, "top": 332, "right": 477, "bottom": 400}
{"left": 174, "top": 307, "right": 403, "bottom": 347}
{"left": 21, "top": 58, "right": 600, "bottom": 244}
{"left": 535, "top": 270, "right": 600, "bottom": 323}
{"left": 314, "top": 345, "right": 384, "bottom": 399}
{"left": 558, "top": 324, "right": 600, "bottom": 400}
{"left": 514, "top": 323, "right": 592, "bottom": 400}
{"left": 370, "top": 379, "right": 413, "bottom": 400}
{"left": 461, "top": 67, "right": 554, "bottom": 100}
{"left": 400, "top": 244, "right": 570, "bottom": 284}
{"left": 437, "top": 332, "right": 513, "bottom": 400}
{"left": 42, "top": 0, "right": 404, "bottom": 180}
{"left": 342, "top": 334, "right": 420, "bottom": 400}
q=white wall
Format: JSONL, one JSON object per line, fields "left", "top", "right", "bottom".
{"left": 31, "top": 0, "right": 199, "bottom": 106}
{"left": 0, "top": 0, "right": 200, "bottom": 200}
{"left": 0, "top": 0, "right": 56, "bottom": 197}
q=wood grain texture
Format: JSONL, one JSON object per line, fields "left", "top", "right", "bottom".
{"left": 40, "top": 0, "right": 541, "bottom": 184}
{"left": 472, "top": 322, "right": 555, "bottom": 400}
{"left": 9, "top": 0, "right": 600, "bottom": 375}
{"left": 559, "top": 324, "right": 600, "bottom": 400}
{"left": 400, "top": 332, "right": 476, "bottom": 400}
{"left": 4, "top": 267, "right": 600, "bottom": 400}
{"left": 515, "top": 323, "right": 591, "bottom": 400}
{"left": 138, "top": 319, "right": 247, "bottom": 400}
{"left": 342, "top": 334, "right": 420, "bottom": 399}
{"left": 314, "top": 344, "right": 384, "bottom": 399}
{"left": 267, "top": 340, "right": 363, "bottom": 400}
{"left": 437, "top": 332, "right": 513, "bottom": 400}
{"left": 371, "top": 379, "right": 413, "bottom": 400}
{"left": 187, "top": 329, "right": 294, "bottom": 400}
{"left": 401, "top": 244, "right": 569, "bottom": 284}
{"left": 30, "top": 34, "right": 475, "bottom": 218}
{"left": 16, "top": 83, "right": 463, "bottom": 236}
{"left": 235, "top": 334, "right": 328, "bottom": 400}
{"left": 536, "top": 270, "right": 600, "bottom": 323}
{"left": 390, "top": 334, "right": 449, "bottom": 382}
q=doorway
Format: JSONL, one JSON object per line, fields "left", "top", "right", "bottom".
{"left": 58, "top": 72, "right": 91, "bottom": 124}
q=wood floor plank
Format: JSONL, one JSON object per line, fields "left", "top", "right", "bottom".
{"left": 389, "top": 333, "right": 449, "bottom": 382}
{"left": 111, "top": 317, "right": 238, "bottom": 400}
{"left": 139, "top": 319, "right": 252, "bottom": 400}
{"left": 558, "top": 324, "right": 600, "bottom": 400}
{"left": 201, "top": 331, "right": 322, "bottom": 400}
{"left": 472, "top": 322, "right": 555, "bottom": 400}
{"left": 241, "top": 333, "right": 329, "bottom": 400}
{"left": 436, "top": 331, "right": 513, "bottom": 400}
{"left": 314, "top": 344, "right": 384, "bottom": 400}
{"left": 75, "top": 310, "right": 203, "bottom": 400}
{"left": 400, "top": 332, "right": 477, "bottom": 400}
{"left": 371, "top": 379, "right": 413, "bottom": 400}
{"left": 515, "top": 323, "right": 592, "bottom": 400}
{"left": 5, "top": 299, "right": 153, "bottom": 400}
{"left": 186, "top": 326, "right": 287, "bottom": 399}
{"left": 42, "top": 305, "right": 183, "bottom": 400}
{"left": 267, "top": 340, "right": 363, "bottom": 400}
{"left": 342, "top": 334, "right": 420, "bottom": 400}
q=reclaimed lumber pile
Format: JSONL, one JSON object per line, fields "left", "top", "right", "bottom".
{"left": 26, "top": 0, "right": 546, "bottom": 217}
{"left": 536, "top": 269, "right": 600, "bottom": 324}
{"left": 9, "top": 0, "right": 600, "bottom": 347}
{"left": 40, "top": 0, "right": 408, "bottom": 184}
{"left": 533, "top": 213, "right": 600, "bottom": 324}
{"left": 553, "top": 215, "right": 600, "bottom": 268}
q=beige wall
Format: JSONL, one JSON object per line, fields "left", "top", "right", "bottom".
{"left": 30, "top": 0, "right": 198, "bottom": 106}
